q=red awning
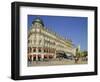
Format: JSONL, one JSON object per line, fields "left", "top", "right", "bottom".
{"left": 38, "top": 54, "right": 41, "bottom": 57}
{"left": 33, "top": 54, "right": 36, "bottom": 57}
{"left": 49, "top": 55, "right": 53, "bottom": 57}
{"left": 44, "top": 55, "right": 48, "bottom": 57}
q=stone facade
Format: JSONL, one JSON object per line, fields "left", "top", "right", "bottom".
{"left": 28, "top": 17, "right": 76, "bottom": 61}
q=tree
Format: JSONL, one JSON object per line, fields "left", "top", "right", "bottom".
{"left": 82, "top": 51, "right": 88, "bottom": 57}
{"left": 76, "top": 48, "right": 80, "bottom": 57}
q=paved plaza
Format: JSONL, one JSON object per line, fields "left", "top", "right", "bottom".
{"left": 28, "top": 58, "right": 87, "bottom": 67}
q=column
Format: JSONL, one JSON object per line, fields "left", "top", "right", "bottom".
{"left": 54, "top": 49, "right": 56, "bottom": 59}
{"left": 31, "top": 55, "right": 33, "bottom": 61}
{"left": 41, "top": 48, "right": 44, "bottom": 61}
{"left": 36, "top": 48, "right": 38, "bottom": 61}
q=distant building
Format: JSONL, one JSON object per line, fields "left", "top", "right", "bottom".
{"left": 28, "top": 17, "right": 76, "bottom": 61}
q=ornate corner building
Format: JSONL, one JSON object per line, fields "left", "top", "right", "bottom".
{"left": 28, "top": 17, "right": 76, "bottom": 61}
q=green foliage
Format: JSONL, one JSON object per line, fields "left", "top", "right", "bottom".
{"left": 76, "top": 48, "right": 88, "bottom": 57}
{"left": 82, "top": 51, "right": 88, "bottom": 57}
{"left": 76, "top": 48, "right": 80, "bottom": 57}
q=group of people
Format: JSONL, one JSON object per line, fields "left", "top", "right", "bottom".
{"left": 74, "top": 56, "right": 88, "bottom": 63}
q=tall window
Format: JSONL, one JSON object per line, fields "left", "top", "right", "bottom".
{"left": 39, "top": 40, "right": 41, "bottom": 45}
{"left": 38, "top": 48, "right": 41, "bottom": 52}
{"left": 28, "top": 47, "right": 32, "bottom": 53}
{"left": 33, "top": 48, "right": 36, "bottom": 52}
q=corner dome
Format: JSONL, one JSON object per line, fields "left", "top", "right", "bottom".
{"left": 32, "top": 17, "right": 44, "bottom": 26}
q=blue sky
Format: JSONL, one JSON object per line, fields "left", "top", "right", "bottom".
{"left": 28, "top": 15, "right": 88, "bottom": 51}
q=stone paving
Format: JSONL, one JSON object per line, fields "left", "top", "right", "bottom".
{"left": 28, "top": 58, "right": 88, "bottom": 67}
